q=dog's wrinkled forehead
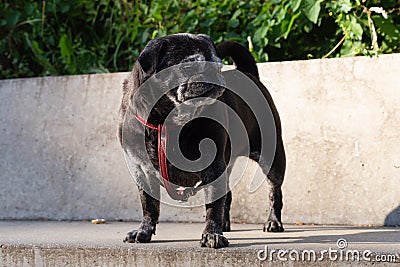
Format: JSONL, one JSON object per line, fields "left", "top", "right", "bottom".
{"left": 159, "top": 34, "right": 221, "bottom": 69}
{"left": 138, "top": 33, "right": 221, "bottom": 76}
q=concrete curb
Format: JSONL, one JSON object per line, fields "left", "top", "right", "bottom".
{"left": 1, "top": 221, "right": 399, "bottom": 266}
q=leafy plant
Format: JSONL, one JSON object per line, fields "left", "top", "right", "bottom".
{"left": 1, "top": 0, "right": 399, "bottom": 79}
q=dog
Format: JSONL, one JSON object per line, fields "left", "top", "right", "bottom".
{"left": 118, "top": 33, "right": 285, "bottom": 248}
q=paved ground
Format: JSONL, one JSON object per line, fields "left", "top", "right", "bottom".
{"left": 1, "top": 221, "right": 399, "bottom": 266}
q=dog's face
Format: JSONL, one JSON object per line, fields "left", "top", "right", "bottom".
{"left": 133, "top": 33, "right": 225, "bottom": 125}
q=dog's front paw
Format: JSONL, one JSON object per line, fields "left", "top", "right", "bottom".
{"left": 123, "top": 229, "right": 153, "bottom": 243}
{"left": 263, "top": 220, "right": 284, "bottom": 232}
{"left": 200, "top": 233, "right": 229, "bottom": 248}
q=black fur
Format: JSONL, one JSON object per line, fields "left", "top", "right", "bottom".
{"left": 216, "top": 41, "right": 259, "bottom": 79}
{"left": 118, "top": 34, "right": 285, "bottom": 248}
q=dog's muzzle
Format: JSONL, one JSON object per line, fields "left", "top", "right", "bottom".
{"left": 177, "top": 65, "right": 225, "bottom": 103}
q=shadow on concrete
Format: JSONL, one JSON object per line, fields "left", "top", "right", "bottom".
{"left": 149, "top": 225, "right": 400, "bottom": 250}
{"left": 227, "top": 229, "right": 400, "bottom": 248}
{"left": 384, "top": 205, "right": 400, "bottom": 226}
{"left": 229, "top": 228, "right": 260, "bottom": 232}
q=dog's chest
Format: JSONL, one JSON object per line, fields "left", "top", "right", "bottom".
{"left": 144, "top": 127, "right": 202, "bottom": 188}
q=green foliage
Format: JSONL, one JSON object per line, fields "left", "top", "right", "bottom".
{"left": 1, "top": 0, "right": 399, "bottom": 79}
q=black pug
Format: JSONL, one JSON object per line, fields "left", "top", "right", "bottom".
{"left": 118, "top": 33, "right": 285, "bottom": 248}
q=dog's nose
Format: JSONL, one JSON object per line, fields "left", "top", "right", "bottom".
{"left": 187, "top": 73, "right": 204, "bottom": 83}
{"left": 188, "top": 66, "right": 223, "bottom": 84}
{"left": 177, "top": 82, "right": 214, "bottom": 102}
{"left": 176, "top": 64, "right": 225, "bottom": 103}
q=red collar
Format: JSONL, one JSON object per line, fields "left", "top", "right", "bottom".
{"left": 135, "top": 114, "right": 158, "bottom": 130}
{"left": 135, "top": 114, "right": 196, "bottom": 201}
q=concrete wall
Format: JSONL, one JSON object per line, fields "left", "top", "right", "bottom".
{"left": 0, "top": 54, "right": 399, "bottom": 225}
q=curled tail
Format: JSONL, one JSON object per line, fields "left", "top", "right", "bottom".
{"left": 216, "top": 41, "right": 259, "bottom": 79}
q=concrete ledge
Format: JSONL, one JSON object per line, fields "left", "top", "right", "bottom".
{"left": 0, "top": 221, "right": 399, "bottom": 266}
{"left": 0, "top": 54, "right": 399, "bottom": 225}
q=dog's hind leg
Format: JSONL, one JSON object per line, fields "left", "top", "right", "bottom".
{"left": 124, "top": 180, "right": 160, "bottom": 243}
{"left": 257, "top": 141, "right": 286, "bottom": 233}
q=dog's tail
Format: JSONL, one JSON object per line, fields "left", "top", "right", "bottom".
{"left": 216, "top": 41, "right": 259, "bottom": 79}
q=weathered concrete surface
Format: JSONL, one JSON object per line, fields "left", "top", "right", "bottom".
{"left": 259, "top": 55, "right": 400, "bottom": 226}
{"left": 0, "top": 54, "right": 399, "bottom": 225}
{"left": 0, "top": 221, "right": 399, "bottom": 266}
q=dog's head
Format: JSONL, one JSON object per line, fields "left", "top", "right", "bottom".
{"left": 128, "top": 33, "right": 225, "bottom": 125}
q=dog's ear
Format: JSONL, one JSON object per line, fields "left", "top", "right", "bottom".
{"left": 124, "top": 38, "right": 167, "bottom": 94}
{"left": 197, "top": 34, "right": 213, "bottom": 44}
{"left": 117, "top": 39, "right": 168, "bottom": 144}
{"left": 137, "top": 38, "right": 167, "bottom": 79}
{"left": 197, "top": 34, "right": 218, "bottom": 53}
